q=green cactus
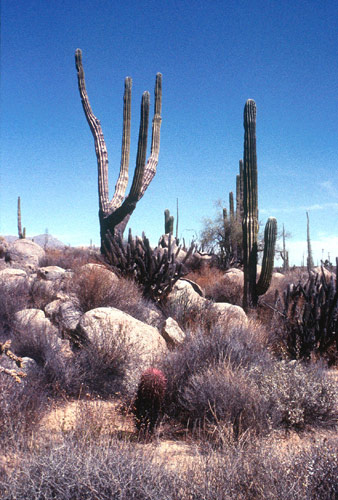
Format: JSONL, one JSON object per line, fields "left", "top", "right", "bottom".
{"left": 164, "top": 209, "right": 174, "bottom": 235}
{"left": 17, "top": 196, "right": 26, "bottom": 239}
{"left": 242, "top": 99, "right": 277, "bottom": 309}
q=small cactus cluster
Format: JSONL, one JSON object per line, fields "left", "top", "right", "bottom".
{"left": 104, "top": 229, "right": 194, "bottom": 301}
{"left": 133, "top": 367, "right": 167, "bottom": 433}
{"left": 278, "top": 259, "right": 338, "bottom": 361}
{"left": 0, "top": 340, "right": 26, "bottom": 383}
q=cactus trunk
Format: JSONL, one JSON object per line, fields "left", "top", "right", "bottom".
{"left": 242, "top": 99, "right": 277, "bottom": 309}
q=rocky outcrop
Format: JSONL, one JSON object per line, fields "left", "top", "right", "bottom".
{"left": 77, "top": 307, "right": 167, "bottom": 367}
{"left": 161, "top": 317, "right": 185, "bottom": 348}
{"left": 6, "top": 239, "right": 45, "bottom": 267}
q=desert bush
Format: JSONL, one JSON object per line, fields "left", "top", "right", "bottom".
{"left": 186, "top": 433, "right": 338, "bottom": 500}
{"left": 161, "top": 324, "right": 337, "bottom": 436}
{"left": 161, "top": 323, "right": 268, "bottom": 420}
{"left": 0, "top": 279, "right": 30, "bottom": 334}
{"left": 250, "top": 360, "right": 338, "bottom": 431}
{"left": 72, "top": 322, "right": 139, "bottom": 398}
{"left": 163, "top": 294, "right": 221, "bottom": 333}
{"left": 0, "top": 370, "right": 47, "bottom": 449}
{"left": 179, "top": 361, "right": 266, "bottom": 437}
{"left": 40, "top": 246, "right": 98, "bottom": 270}
{"left": 0, "top": 435, "right": 184, "bottom": 500}
{"left": 71, "top": 265, "right": 156, "bottom": 322}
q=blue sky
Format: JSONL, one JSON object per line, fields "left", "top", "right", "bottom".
{"left": 1, "top": 0, "right": 337, "bottom": 265}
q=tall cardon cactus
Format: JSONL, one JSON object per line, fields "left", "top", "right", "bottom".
{"left": 164, "top": 209, "right": 174, "bottom": 234}
{"left": 75, "top": 49, "right": 162, "bottom": 254}
{"left": 242, "top": 99, "right": 277, "bottom": 309}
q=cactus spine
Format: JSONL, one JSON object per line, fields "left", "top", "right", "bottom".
{"left": 17, "top": 197, "right": 26, "bottom": 239}
{"left": 75, "top": 49, "right": 162, "bottom": 254}
{"left": 242, "top": 99, "right": 277, "bottom": 309}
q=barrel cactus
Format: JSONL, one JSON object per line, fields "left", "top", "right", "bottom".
{"left": 133, "top": 367, "right": 167, "bottom": 433}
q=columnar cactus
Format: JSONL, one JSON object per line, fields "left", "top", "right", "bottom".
{"left": 306, "top": 211, "right": 314, "bottom": 273}
{"left": 237, "top": 159, "right": 244, "bottom": 222}
{"left": 17, "top": 196, "right": 26, "bottom": 239}
{"left": 133, "top": 367, "right": 167, "bottom": 433}
{"left": 242, "top": 99, "right": 277, "bottom": 309}
{"left": 164, "top": 209, "right": 174, "bottom": 234}
{"left": 75, "top": 49, "right": 162, "bottom": 254}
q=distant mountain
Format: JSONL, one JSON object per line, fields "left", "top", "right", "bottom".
{"left": 3, "top": 234, "right": 66, "bottom": 248}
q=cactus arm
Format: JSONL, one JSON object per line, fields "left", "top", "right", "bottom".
{"left": 164, "top": 209, "right": 174, "bottom": 234}
{"left": 75, "top": 49, "right": 110, "bottom": 215}
{"left": 306, "top": 211, "right": 314, "bottom": 272}
{"left": 140, "top": 73, "right": 162, "bottom": 196}
{"left": 128, "top": 91, "right": 150, "bottom": 201}
{"left": 111, "top": 77, "right": 132, "bottom": 210}
{"left": 256, "top": 217, "right": 277, "bottom": 296}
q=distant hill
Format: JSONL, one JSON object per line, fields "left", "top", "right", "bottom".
{"left": 3, "top": 234, "right": 66, "bottom": 249}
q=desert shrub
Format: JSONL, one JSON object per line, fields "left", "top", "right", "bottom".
{"left": 250, "top": 360, "right": 338, "bottom": 431}
{"left": 161, "top": 324, "right": 338, "bottom": 436}
{"left": 0, "top": 279, "right": 30, "bottom": 334}
{"left": 161, "top": 323, "right": 268, "bottom": 420}
{"left": 72, "top": 322, "right": 139, "bottom": 398}
{"left": 0, "top": 371, "right": 47, "bottom": 449}
{"left": 185, "top": 434, "right": 338, "bottom": 500}
{"left": 0, "top": 435, "right": 184, "bottom": 500}
{"left": 179, "top": 361, "right": 266, "bottom": 437}
{"left": 40, "top": 246, "right": 98, "bottom": 270}
{"left": 72, "top": 265, "right": 156, "bottom": 322}
{"left": 163, "top": 294, "right": 221, "bottom": 333}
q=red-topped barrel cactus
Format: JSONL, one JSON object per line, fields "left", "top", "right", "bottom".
{"left": 133, "top": 367, "right": 167, "bottom": 433}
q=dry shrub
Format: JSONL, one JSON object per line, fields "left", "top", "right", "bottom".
{"left": 186, "top": 433, "right": 338, "bottom": 499}
{"left": 0, "top": 279, "right": 30, "bottom": 334}
{"left": 72, "top": 265, "right": 157, "bottom": 322}
{"left": 163, "top": 294, "right": 221, "bottom": 333}
{"left": 0, "top": 434, "right": 184, "bottom": 500}
{"left": 40, "top": 247, "right": 98, "bottom": 270}
{"left": 0, "top": 370, "right": 48, "bottom": 449}
{"left": 161, "top": 323, "right": 338, "bottom": 437}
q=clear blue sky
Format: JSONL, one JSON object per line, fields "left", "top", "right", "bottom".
{"left": 1, "top": 0, "right": 337, "bottom": 265}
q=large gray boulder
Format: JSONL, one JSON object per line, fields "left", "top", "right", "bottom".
{"left": 14, "top": 308, "right": 58, "bottom": 336}
{"left": 161, "top": 317, "right": 186, "bottom": 348}
{"left": 37, "top": 266, "right": 67, "bottom": 280}
{"left": 77, "top": 307, "right": 167, "bottom": 367}
{"left": 0, "top": 268, "right": 27, "bottom": 283}
{"left": 78, "top": 263, "right": 119, "bottom": 286}
{"left": 7, "top": 239, "right": 45, "bottom": 267}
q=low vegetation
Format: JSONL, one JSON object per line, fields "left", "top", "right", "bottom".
{"left": 0, "top": 244, "right": 337, "bottom": 499}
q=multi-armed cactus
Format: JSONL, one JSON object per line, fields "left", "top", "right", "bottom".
{"left": 242, "top": 99, "right": 277, "bottom": 309}
{"left": 75, "top": 49, "right": 162, "bottom": 254}
{"left": 17, "top": 196, "right": 26, "bottom": 239}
